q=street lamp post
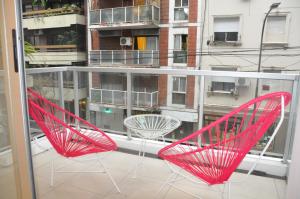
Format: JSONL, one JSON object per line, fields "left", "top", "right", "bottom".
{"left": 254, "top": 2, "right": 281, "bottom": 98}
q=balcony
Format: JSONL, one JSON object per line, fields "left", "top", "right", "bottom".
{"left": 31, "top": 148, "right": 287, "bottom": 199}
{"left": 89, "top": 50, "right": 159, "bottom": 67}
{"left": 25, "top": 45, "right": 86, "bottom": 65}
{"left": 23, "top": 7, "right": 85, "bottom": 30}
{"left": 90, "top": 88, "right": 158, "bottom": 108}
{"left": 24, "top": 66, "right": 300, "bottom": 199}
{"left": 89, "top": 5, "right": 160, "bottom": 30}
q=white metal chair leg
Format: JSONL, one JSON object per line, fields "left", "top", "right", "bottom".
{"left": 50, "top": 159, "right": 54, "bottom": 187}
{"left": 227, "top": 182, "right": 231, "bottom": 199}
{"left": 133, "top": 138, "right": 147, "bottom": 178}
{"left": 156, "top": 172, "right": 178, "bottom": 197}
{"left": 96, "top": 156, "right": 121, "bottom": 193}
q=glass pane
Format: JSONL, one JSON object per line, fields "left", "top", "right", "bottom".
{"left": 214, "top": 32, "right": 226, "bottom": 42}
{"left": 174, "top": 8, "right": 188, "bottom": 21}
{"left": 90, "top": 10, "right": 99, "bottom": 24}
{"left": 173, "top": 77, "right": 179, "bottom": 91}
{"left": 226, "top": 32, "right": 238, "bottom": 41}
{"left": 126, "top": 7, "right": 133, "bottom": 22}
{"left": 172, "top": 93, "right": 186, "bottom": 105}
{"left": 179, "top": 77, "right": 186, "bottom": 92}
{"left": 182, "top": 0, "right": 189, "bottom": 6}
{"left": 101, "top": 9, "right": 112, "bottom": 24}
{"left": 113, "top": 8, "right": 125, "bottom": 23}
{"left": 139, "top": 5, "right": 152, "bottom": 22}
{"left": 174, "top": 35, "right": 181, "bottom": 50}
{"left": 173, "top": 50, "right": 187, "bottom": 63}
{"left": 175, "top": 0, "right": 181, "bottom": 7}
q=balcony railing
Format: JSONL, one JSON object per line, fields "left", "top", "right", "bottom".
{"left": 90, "top": 88, "right": 158, "bottom": 108}
{"left": 26, "top": 66, "right": 300, "bottom": 164}
{"left": 89, "top": 50, "right": 159, "bottom": 67}
{"left": 89, "top": 5, "right": 160, "bottom": 27}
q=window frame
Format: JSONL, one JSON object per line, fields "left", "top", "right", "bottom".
{"left": 209, "top": 67, "right": 238, "bottom": 94}
{"left": 173, "top": 34, "right": 188, "bottom": 64}
{"left": 171, "top": 76, "right": 187, "bottom": 106}
{"left": 174, "top": 0, "right": 189, "bottom": 21}
{"left": 263, "top": 13, "right": 289, "bottom": 46}
{"left": 212, "top": 16, "right": 241, "bottom": 45}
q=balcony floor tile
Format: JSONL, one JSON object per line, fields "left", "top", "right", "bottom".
{"left": 34, "top": 150, "right": 286, "bottom": 199}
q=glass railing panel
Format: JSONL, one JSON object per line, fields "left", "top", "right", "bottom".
{"left": 113, "top": 51, "right": 125, "bottom": 64}
{"left": 102, "top": 90, "right": 113, "bottom": 104}
{"left": 203, "top": 76, "right": 293, "bottom": 157}
{"left": 125, "top": 7, "right": 133, "bottom": 23}
{"left": 125, "top": 51, "right": 134, "bottom": 65}
{"left": 139, "top": 5, "right": 152, "bottom": 22}
{"left": 153, "top": 6, "right": 159, "bottom": 22}
{"left": 89, "top": 51, "right": 100, "bottom": 64}
{"left": 91, "top": 89, "right": 102, "bottom": 103}
{"left": 139, "top": 51, "right": 152, "bottom": 65}
{"left": 113, "top": 8, "right": 125, "bottom": 23}
{"left": 101, "top": 9, "right": 112, "bottom": 24}
{"left": 101, "top": 51, "right": 113, "bottom": 64}
{"left": 132, "top": 7, "right": 139, "bottom": 23}
{"left": 114, "top": 91, "right": 126, "bottom": 105}
{"left": 153, "top": 50, "right": 159, "bottom": 66}
{"left": 90, "top": 10, "right": 100, "bottom": 24}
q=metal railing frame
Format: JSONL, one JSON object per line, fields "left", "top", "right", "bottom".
{"left": 89, "top": 5, "right": 160, "bottom": 26}
{"left": 90, "top": 88, "right": 158, "bottom": 108}
{"left": 89, "top": 50, "right": 159, "bottom": 66}
{"left": 26, "top": 66, "right": 300, "bottom": 163}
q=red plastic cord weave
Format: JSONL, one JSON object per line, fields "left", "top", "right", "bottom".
{"left": 158, "top": 92, "right": 291, "bottom": 185}
{"left": 27, "top": 88, "right": 117, "bottom": 157}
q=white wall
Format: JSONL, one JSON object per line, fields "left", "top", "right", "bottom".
{"left": 200, "top": 0, "right": 300, "bottom": 107}
{"left": 23, "top": 14, "right": 86, "bottom": 30}
{"left": 25, "top": 52, "right": 87, "bottom": 65}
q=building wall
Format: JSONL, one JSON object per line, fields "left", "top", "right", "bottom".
{"left": 200, "top": 0, "right": 300, "bottom": 108}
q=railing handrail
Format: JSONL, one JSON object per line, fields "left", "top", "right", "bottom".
{"left": 25, "top": 66, "right": 300, "bottom": 81}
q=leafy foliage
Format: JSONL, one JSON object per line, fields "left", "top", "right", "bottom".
{"left": 32, "top": 0, "right": 48, "bottom": 8}
{"left": 24, "top": 41, "right": 36, "bottom": 56}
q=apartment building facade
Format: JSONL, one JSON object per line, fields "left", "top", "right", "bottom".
{"left": 87, "top": 0, "right": 201, "bottom": 135}
{"left": 23, "top": 0, "right": 89, "bottom": 117}
{"left": 200, "top": 0, "right": 300, "bottom": 155}
{"left": 87, "top": 0, "right": 299, "bottom": 155}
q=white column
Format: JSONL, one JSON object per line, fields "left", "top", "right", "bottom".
{"left": 286, "top": 92, "right": 300, "bottom": 199}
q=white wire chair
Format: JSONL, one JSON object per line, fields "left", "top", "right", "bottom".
{"left": 124, "top": 114, "right": 181, "bottom": 140}
{"left": 124, "top": 114, "right": 181, "bottom": 177}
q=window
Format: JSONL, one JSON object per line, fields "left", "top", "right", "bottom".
{"left": 174, "top": 0, "right": 189, "bottom": 21}
{"left": 213, "top": 17, "right": 240, "bottom": 42}
{"left": 210, "top": 67, "right": 237, "bottom": 92}
{"left": 173, "top": 34, "right": 188, "bottom": 63}
{"left": 265, "top": 16, "right": 287, "bottom": 43}
{"left": 172, "top": 76, "right": 186, "bottom": 105}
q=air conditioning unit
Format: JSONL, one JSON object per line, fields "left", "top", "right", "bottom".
{"left": 235, "top": 77, "right": 251, "bottom": 87}
{"left": 120, "top": 37, "right": 132, "bottom": 46}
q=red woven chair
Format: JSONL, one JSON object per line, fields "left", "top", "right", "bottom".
{"left": 27, "top": 88, "right": 120, "bottom": 192}
{"left": 158, "top": 92, "right": 291, "bottom": 198}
